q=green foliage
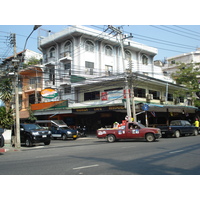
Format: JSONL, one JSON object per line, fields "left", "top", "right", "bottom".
{"left": 23, "top": 57, "right": 40, "bottom": 68}
{"left": 171, "top": 62, "right": 200, "bottom": 107}
{"left": 0, "top": 77, "right": 14, "bottom": 129}
{"left": 0, "top": 77, "right": 13, "bottom": 111}
{"left": 27, "top": 105, "right": 37, "bottom": 123}
{"left": 0, "top": 107, "right": 14, "bottom": 129}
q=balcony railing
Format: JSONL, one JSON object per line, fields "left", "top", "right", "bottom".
{"left": 59, "top": 51, "right": 72, "bottom": 62}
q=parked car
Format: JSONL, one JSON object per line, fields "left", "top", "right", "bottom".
{"left": 158, "top": 120, "right": 198, "bottom": 138}
{"left": 12, "top": 124, "right": 52, "bottom": 147}
{"left": 36, "top": 120, "right": 78, "bottom": 140}
{"left": 0, "top": 128, "right": 4, "bottom": 148}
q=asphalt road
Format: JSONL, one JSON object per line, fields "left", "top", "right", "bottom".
{"left": 1, "top": 134, "right": 200, "bottom": 175}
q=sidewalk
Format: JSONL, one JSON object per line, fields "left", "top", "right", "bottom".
{"left": 0, "top": 144, "right": 20, "bottom": 153}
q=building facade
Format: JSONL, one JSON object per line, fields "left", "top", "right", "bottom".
{"left": 163, "top": 48, "right": 200, "bottom": 75}
{"left": 0, "top": 49, "right": 42, "bottom": 119}
{"left": 38, "top": 25, "right": 173, "bottom": 103}
{"left": 33, "top": 25, "right": 198, "bottom": 132}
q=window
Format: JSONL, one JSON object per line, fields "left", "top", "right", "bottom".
{"left": 64, "top": 41, "right": 72, "bottom": 57}
{"left": 85, "top": 41, "right": 94, "bottom": 52}
{"left": 64, "top": 63, "right": 71, "bottom": 75}
{"left": 85, "top": 61, "right": 94, "bottom": 75}
{"left": 125, "top": 50, "right": 131, "bottom": 60}
{"left": 142, "top": 55, "right": 148, "bottom": 65}
{"left": 134, "top": 87, "right": 146, "bottom": 98}
{"left": 64, "top": 86, "right": 71, "bottom": 94}
{"left": 49, "top": 47, "right": 55, "bottom": 58}
{"left": 167, "top": 93, "right": 173, "bottom": 101}
{"left": 171, "top": 60, "right": 175, "bottom": 64}
{"left": 105, "top": 65, "right": 113, "bottom": 76}
{"left": 105, "top": 45, "right": 112, "bottom": 56}
{"left": 149, "top": 90, "right": 160, "bottom": 100}
{"left": 49, "top": 67, "right": 55, "bottom": 85}
{"left": 84, "top": 91, "right": 100, "bottom": 101}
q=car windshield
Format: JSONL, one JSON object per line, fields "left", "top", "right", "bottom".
{"left": 61, "top": 127, "right": 71, "bottom": 130}
{"left": 53, "top": 120, "right": 68, "bottom": 126}
{"left": 22, "top": 124, "right": 42, "bottom": 131}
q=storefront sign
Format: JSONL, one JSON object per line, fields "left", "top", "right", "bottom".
{"left": 41, "top": 88, "right": 58, "bottom": 99}
{"left": 73, "top": 105, "right": 125, "bottom": 113}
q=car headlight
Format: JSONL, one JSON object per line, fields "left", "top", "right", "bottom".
{"left": 32, "top": 132, "right": 39, "bottom": 136}
{"left": 67, "top": 131, "right": 72, "bottom": 134}
{"left": 48, "top": 131, "right": 51, "bottom": 134}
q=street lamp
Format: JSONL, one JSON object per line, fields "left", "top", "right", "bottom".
{"left": 15, "top": 25, "right": 41, "bottom": 148}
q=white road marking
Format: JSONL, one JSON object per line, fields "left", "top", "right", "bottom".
{"left": 73, "top": 164, "right": 99, "bottom": 170}
{"left": 35, "top": 154, "right": 59, "bottom": 158}
{"left": 122, "top": 146, "right": 135, "bottom": 149}
{"left": 169, "top": 150, "right": 184, "bottom": 154}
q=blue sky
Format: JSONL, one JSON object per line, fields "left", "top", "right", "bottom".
{"left": 1, "top": 25, "right": 200, "bottom": 62}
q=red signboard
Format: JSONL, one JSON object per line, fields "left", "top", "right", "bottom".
{"left": 101, "top": 92, "right": 108, "bottom": 101}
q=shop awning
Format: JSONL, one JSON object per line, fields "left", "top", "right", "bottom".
{"left": 142, "top": 103, "right": 198, "bottom": 113}
{"left": 31, "top": 100, "right": 68, "bottom": 111}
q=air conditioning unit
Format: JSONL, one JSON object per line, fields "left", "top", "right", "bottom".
{"left": 146, "top": 94, "right": 153, "bottom": 100}
{"left": 160, "top": 96, "right": 166, "bottom": 102}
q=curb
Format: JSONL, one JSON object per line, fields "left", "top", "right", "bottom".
{"left": 0, "top": 147, "right": 19, "bottom": 153}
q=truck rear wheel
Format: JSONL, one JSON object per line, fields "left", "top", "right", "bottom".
{"left": 145, "top": 133, "right": 155, "bottom": 142}
{"left": 107, "top": 134, "right": 116, "bottom": 143}
{"left": 192, "top": 129, "right": 198, "bottom": 136}
{"left": 174, "top": 130, "right": 180, "bottom": 138}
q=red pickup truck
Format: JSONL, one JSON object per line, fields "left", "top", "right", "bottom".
{"left": 97, "top": 122, "right": 161, "bottom": 142}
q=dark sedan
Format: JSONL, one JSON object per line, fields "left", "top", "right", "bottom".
{"left": 0, "top": 128, "right": 5, "bottom": 148}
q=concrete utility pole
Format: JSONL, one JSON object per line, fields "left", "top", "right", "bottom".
{"left": 107, "top": 26, "right": 132, "bottom": 122}
{"left": 129, "top": 60, "right": 137, "bottom": 123}
{"left": 11, "top": 33, "right": 21, "bottom": 148}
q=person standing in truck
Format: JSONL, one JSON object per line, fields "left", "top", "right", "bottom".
{"left": 194, "top": 118, "right": 199, "bottom": 129}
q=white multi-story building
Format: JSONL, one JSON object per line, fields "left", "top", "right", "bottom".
{"left": 34, "top": 25, "right": 198, "bottom": 130}
{"left": 38, "top": 25, "right": 173, "bottom": 103}
{"left": 163, "top": 48, "right": 200, "bottom": 75}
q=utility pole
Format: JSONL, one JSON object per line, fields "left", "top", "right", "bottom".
{"left": 11, "top": 33, "right": 21, "bottom": 148}
{"left": 129, "top": 59, "right": 137, "bottom": 122}
{"left": 107, "top": 26, "right": 132, "bottom": 122}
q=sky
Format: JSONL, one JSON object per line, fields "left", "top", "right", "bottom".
{"left": 1, "top": 25, "right": 200, "bottom": 62}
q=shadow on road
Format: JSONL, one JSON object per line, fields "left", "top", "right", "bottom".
{"left": 70, "top": 143, "right": 200, "bottom": 175}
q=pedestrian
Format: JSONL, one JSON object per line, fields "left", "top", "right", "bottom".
{"left": 194, "top": 118, "right": 199, "bottom": 128}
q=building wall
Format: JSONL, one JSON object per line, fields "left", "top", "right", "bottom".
{"left": 39, "top": 26, "right": 174, "bottom": 105}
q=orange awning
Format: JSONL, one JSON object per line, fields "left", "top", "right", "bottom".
{"left": 31, "top": 100, "right": 65, "bottom": 111}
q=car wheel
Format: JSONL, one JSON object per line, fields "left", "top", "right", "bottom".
{"left": 25, "top": 137, "right": 32, "bottom": 147}
{"left": 44, "top": 140, "right": 51, "bottom": 145}
{"left": 193, "top": 129, "right": 198, "bottom": 136}
{"left": 107, "top": 134, "right": 116, "bottom": 143}
{"left": 145, "top": 133, "right": 155, "bottom": 142}
{"left": 174, "top": 130, "right": 180, "bottom": 138}
{"left": 62, "top": 134, "right": 67, "bottom": 140}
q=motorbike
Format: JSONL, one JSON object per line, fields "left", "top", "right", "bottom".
{"left": 77, "top": 126, "right": 87, "bottom": 137}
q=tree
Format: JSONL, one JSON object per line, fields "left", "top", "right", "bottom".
{"left": 0, "top": 107, "right": 14, "bottom": 129}
{"left": 23, "top": 57, "right": 40, "bottom": 68}
{"left": 0, "top": 77, "right": 14, "bottom": 129}
{"left": 171, "top": 62, "right": 200, "bottom": 107}
{"left": 0, "top": 77, "right": 13, "bottom": 112}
